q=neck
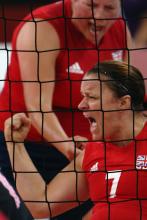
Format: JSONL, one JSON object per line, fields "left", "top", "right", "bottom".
{"left": 108, "top": 112, "right": 146, "bottom": 146}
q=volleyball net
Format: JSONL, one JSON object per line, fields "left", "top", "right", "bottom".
{"left": 0, "top": 0, "right": 147, "bottom": 220}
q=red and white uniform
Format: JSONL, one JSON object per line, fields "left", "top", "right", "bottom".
{"left": 83, "top": 122, "right": 147, "bottom": 220}
{"left": 0, "top": 0, "right": 127, "bottom": 141}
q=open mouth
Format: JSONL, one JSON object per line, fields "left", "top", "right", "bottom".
{"left": 84, "top": 114, "right": 97, "bottom": 127}
{"left": 88, "top": 117, "right": 96, "bottom": 124}
{"left": 89, "top": 23, "right": 105, "bottom": 34}
{"left": 83, "top": 113, "right": 100, "bottom": 137}
{"left": 89, "top": 117, "right": 97, "bottom": 129}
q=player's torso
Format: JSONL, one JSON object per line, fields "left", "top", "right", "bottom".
{"left": 83, "top": 136, "right": 147, "bottom": 220}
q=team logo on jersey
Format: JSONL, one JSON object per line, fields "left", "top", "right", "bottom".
{"left": 66, "top": 62, "right": 84, "bottom": 74}
{"left": 90, "top": 162, "right": 99, "bottom": 172}
{"left": 136, "top": 155, "right": 147, "bottom": 170}
{"left": 112, "top": 50, "right": 123, "bottom": 61}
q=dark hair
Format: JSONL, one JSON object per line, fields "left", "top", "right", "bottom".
{"left": 88, "top": 61, "right": 145, "bottom": 111}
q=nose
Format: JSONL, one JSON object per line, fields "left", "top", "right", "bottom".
{"left": 78, "top": 97, "right": 89, "bottom": 111}
{"left": 94, "top": 7, "right": 105, "bottom": 20}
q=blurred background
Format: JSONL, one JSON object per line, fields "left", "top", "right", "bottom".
{"left": 0, "top": 0, "right": 56, "bottom": 91}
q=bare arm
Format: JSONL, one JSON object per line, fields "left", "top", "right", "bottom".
{"left": 124, "top": 26, "right": 135, "bottom": 62}
{"left": 82, "top": 209, "right": 93, "bottom": 220}
{"left": 16, "top": 20, "right": 85, "bottom": 160}
{"left": 134, "top": 17, "right": 147, "bottom": 48}
{"left": 4, "top": 114, "right": 89, "bottom": 218}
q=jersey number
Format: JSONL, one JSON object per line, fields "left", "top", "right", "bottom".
{"left": 105, "top": 171, "right": 121, "bottom": 198}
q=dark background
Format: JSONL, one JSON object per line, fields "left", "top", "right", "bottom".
{"left": 0, "top": 0, "right": 56, "bottom": 42}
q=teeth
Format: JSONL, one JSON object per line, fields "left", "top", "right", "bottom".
{"left": 91, "top": 121, "right": 97, "bottom": 126}
{"left": 90, "top": 26, "right": 95, "bottom": 34}
{"left": 83, "top": 114, "right": 96, "bottom": 125}
{"left": 89, "top": 118, "right": 96, "bottom": 124}
{"left": 90, "top": 23, "right": 104, "bottom": 33}
{"left": 90, "top": 121, "right": 97, "bottom": 133}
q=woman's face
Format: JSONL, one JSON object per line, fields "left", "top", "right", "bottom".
{"left": 78, "top": 73, "right": 123, "bottom": 141}
{"left": 71, "top": 0, "right": 121, "bottom": 44}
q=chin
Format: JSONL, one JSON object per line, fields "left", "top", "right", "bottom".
{"left": 92, "top": 133, "right": 102, "bottom": 142}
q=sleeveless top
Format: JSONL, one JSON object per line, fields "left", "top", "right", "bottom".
{"left": 0, "top": 0, "right": 127, "bottom": 141}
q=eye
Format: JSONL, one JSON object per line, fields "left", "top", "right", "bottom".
{"left": 86, "top": 2, "right": 98, "bottom": 9}
{"left": 86, "top": 3, "right": 93, "bottom": 9}
{"left": 88, "top": 96, "right": 98, "bottom": 100}
{"left": 104, "top": 5, "right": 115, "bottom": 11}
{"left": 86, "top": 3, "right": 91, "bottom": 7}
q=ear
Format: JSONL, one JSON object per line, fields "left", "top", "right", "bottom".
{"left": 119, "top": 95, "right": 132, "bottom": 109}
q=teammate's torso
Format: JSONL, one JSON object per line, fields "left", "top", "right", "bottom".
{"left": 0, "top": 0, "right": 127, "bottom": 140}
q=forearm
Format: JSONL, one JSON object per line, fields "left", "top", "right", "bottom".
{"left": 6, "top": 141, "right": 49, "bottom": 218}
{"left": 17, "top": 19, "right": 80, "bottom": 160}
{"left": 29, "top": 112, "right": 77, "bottom": 160}
{"left": 124, "top": 27, "right": 135, "bottom": 63}
{"left": 4, "top": 113, "right": 88, "bottom": 218}
{"left": 6, "top": 141, "right": 87, "bottom": 218}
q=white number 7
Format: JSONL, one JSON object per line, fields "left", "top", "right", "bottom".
{"left": 105, "top": 171, "right": 121, "bottom": 198}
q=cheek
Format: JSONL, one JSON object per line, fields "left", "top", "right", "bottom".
{"left": 103, "top": 9, "right": 120, "bottom": 25}
{"left": 102, "top": 96, "right": 118, "bottom": 111}
{"left": 95, "top": 111, "right": 103, "bottom": 123}
{"left": 104, "top": 112, "right": 112, "bottom": 121}
{"left": 109, "top": 7, "right": 120, "bottom": 18}
{"left": 93, "top": 112, "right": 103, "bottom": 140}
{"left": 91, "top": 102, "right": 101, "bottom": 111}
{"left": 103, "top": 111, "right": 118, "bottom": 130}
{"left": 73, "top": 4, "right": 92, "bottom": 18}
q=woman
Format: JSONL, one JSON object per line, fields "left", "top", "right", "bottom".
{"left": 4, "top": 61, "right": 147, "bottom": 220}
{"left": 0, "top": 1, "right": 131, "bottom": 218}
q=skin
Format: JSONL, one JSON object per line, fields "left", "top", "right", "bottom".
{"left": 134, "top": 17, "right": 147, "bottom": 48}
{"left": 15, "top": 0, "right": 132, "bottom": 160}
{"left": 71, "top": 0, "right": 133, "bottom": 51}
{"left": 4, "top": 73, "right": 146, "bottom": 218}
{"left": 78, "top": 73, "right": 143, "bottom": 143}
{"left": 71, "top": 0, "right": 121, "bottom": 44}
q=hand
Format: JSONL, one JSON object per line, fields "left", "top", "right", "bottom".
{"left": 66, "top": 135, "right": 88, "bottom": 161}
{"left": 73, "top": 135, "right": 88, "bottom": 150}
{"left": 4, "top": 113, "right": 31, "bottom": 142}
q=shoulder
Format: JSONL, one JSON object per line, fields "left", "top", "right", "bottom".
{"left": 82, "top": 142, "right": 104, "bottom": 170}
{"left": 16, "top": 18, "right": 60, "bottom": 53}
{"left": 12, "top": 1, "right": 70, "bottom": 51}
{"left": 137, "top": 121, "right": 147, "bottom": 140}
{"left": 33, "top": 1, "right": 64, "bottom": 18}
{"left": 85, "top": 141, "right": 104, "bottom": 154}
{"left": 110, "top": 18, "right": 126, "bottom": 37}
{"left": 108, "top": 18, "right": 127, "bottom": 47}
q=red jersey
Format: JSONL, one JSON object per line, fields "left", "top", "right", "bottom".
{"left": 83, "top": 122, "right": 147, "bottom": 220}
{"left": 0, "top": 0, "right": 127, "bottom": 141}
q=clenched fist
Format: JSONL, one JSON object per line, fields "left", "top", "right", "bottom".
{"left": 4, "top": 113, "right": 31, "bottom": 142}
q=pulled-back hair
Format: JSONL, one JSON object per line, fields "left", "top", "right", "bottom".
{"left": 88, "top": 61, "right": 145, "bottom": 111}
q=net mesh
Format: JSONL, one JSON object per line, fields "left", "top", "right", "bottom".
{"left": 0, "top": 0, "right": 147, "bottom": 219}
